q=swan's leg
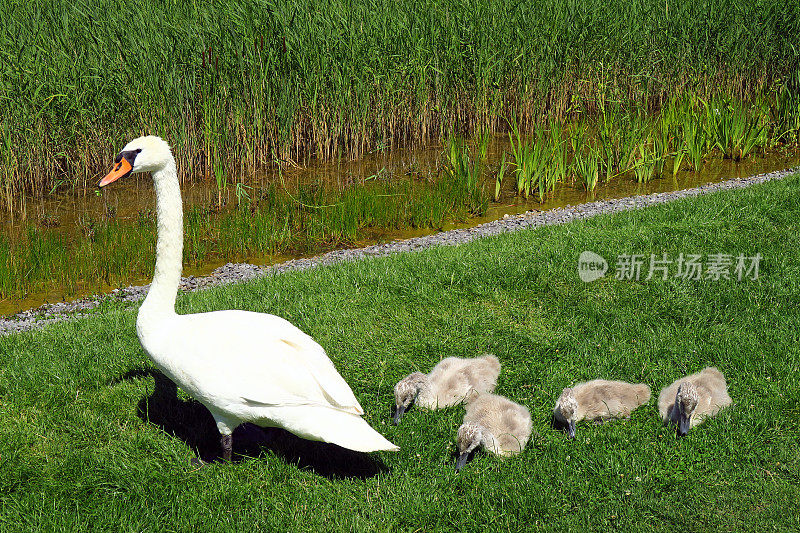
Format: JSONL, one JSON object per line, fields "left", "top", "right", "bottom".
{"left": 213, "top": 415, "right": 236, "bottom": 462}
{"left": 220, "top": 434, "right": 233, "bottom": 461}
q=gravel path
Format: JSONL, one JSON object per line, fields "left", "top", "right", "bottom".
{"left": 2, "top": 167, "right": 796, "bottom": 336}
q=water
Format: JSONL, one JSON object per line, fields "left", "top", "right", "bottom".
{"left": 2, "top": 137, "right": 798, "bottom": 316}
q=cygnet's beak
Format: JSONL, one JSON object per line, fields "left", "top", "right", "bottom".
{"left": 567, "top": 420, "right": 576, "bottom": 439}
{"left": 99, "top": 157, "right": 132, "bottom": 187}
{"left": 677, "top": 413, "right": 691, "bottom": 437}
{"left": 455, "top": 452, "right": 470, "bottom": 471}
{"left": 392, "top": 404, "right": 406, "bottom": 425}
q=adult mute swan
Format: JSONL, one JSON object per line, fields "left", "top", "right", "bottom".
{"left": 99, "top": 136, "right": 398, "bottom": 459}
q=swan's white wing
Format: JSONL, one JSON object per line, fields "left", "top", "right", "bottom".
{"left": 164, "top": 311, "right": 364, "bottom": 415}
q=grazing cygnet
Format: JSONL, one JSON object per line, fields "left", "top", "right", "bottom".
{"left": 393, "top": 355, "right": 501, "bottom": 425}
{"left": 455, "top": 393, "right": 532, "bottom": 470}
{"left": 658, "top": 367, "right": 732, "bottom": 437}
{"left": 553, "top": 379, "right": 652, "bottom": 438}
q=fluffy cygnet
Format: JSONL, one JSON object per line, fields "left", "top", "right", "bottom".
{"left": 456, "top": 393, "right": 532, "bottom": 470}
{"left": 553, "top": 379, "right": 651, "bottom": 438}
{"left": 658, "top": 367, "right": 732, "bottom": 437}
{"left": 393, "top": 355, "right": 501, "bottom": 424}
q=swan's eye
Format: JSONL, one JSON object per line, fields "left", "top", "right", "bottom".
{"left": 117, "top": 149, "right": 141, "bottom": 167}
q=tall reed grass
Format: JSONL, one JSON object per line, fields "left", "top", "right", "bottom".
{"left": 1, "top": 0, "right": 799, "bottom": 213}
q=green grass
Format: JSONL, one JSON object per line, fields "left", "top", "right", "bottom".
{"left": 2, "top": 0, "right": 799, "bottom": 211}
{"left": 1, "top": 173, "right": 799, "bottom": 530}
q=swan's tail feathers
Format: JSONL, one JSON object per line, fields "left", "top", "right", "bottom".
{"left": 333, "top": 420, "right": 400, "bottom": 452}
{"left": 270, "top": 407, "right": 399, "bottom": 453}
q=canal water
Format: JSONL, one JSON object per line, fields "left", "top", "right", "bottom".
{"left": 2, "top": 136, "right": 798, "bottom": 315}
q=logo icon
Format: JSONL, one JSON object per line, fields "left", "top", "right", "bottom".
{"left": 578, "top": 251, "right": 608, "bottom": 282}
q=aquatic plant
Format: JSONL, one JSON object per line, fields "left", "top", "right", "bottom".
{"left": 704, "top": 97, "right": 766, "bottom": 161}
{"left": 212, "top": 157, "right": 228, "bottom": 210}
{"left": 530, "top": 129, "right": 556, "bottom": 203}
{"left": 768, "top": 85, "right": 800, "bottom": 145}
{"left": 549, "top": 120, "right": 568, "bottom": 189}
{"left": 682, "top": 111, "right": 709, "bottom": 172}
{"left": 596, "top": 97, "right": 622, "bottom": 181}
{"left": 573, "top": 146, "right": 601, "bottom": 192}
{"left": 494, "top": 153, "right": 508, "bottom": 202}
{"left": 508, "top": 120, "right": 533, "bottom": 198}
{"left": 508, "top": 122, "right": 560, "bottom": 202}
{"left": 631, "top": 136, "right": 659, "bottom": 183}
{"left": 442, "top": 136, "right": 488, "bottom": 216}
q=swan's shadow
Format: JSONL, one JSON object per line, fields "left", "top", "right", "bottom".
{"left": 117, "top": 367, "right": 388, "bottom": 480}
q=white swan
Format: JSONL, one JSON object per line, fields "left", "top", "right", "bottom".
{"left": 99, "top": 136, "right": 398, "bottom": 459}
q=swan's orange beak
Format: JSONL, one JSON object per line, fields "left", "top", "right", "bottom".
{"left": 98, "top": 158, "right": 132, "bottom": 187}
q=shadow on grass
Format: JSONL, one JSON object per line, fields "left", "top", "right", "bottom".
{"left": 551, "top": 414, "right": 570, "bottom": 436}
{"left": 115, "top": 367, "right": 389, "bottom": 480}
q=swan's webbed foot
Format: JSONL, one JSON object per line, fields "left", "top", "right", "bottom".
{"left": 221, "top": 434, "right": 233, "bottom": 461}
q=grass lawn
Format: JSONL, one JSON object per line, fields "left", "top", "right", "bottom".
{"left": 1, "top": 174, "right": 799, "bottom": 531}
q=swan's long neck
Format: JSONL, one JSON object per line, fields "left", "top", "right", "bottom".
{"left": 141, "top": 158, "right": 182, "bottom": 316}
